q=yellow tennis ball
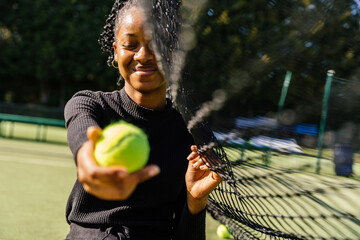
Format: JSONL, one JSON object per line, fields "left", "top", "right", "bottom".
{"left": 94, "top": 121, "right": 150, "bottom": 173}
{"left": 217, "top": 224, "right": 231, "bottom": 239}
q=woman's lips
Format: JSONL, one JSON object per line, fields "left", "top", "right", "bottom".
{"left": 134, "top": 66, "right": 157, "bottom": 76}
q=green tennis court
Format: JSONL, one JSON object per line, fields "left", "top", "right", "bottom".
{"left": 3, "top": 123, "right": 359, "bottom": 239}
{"left": 0, "top": 137, "right": 74, "bottom": 240}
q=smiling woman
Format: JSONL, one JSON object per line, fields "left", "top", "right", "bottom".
{"left": 63, "top": 0, "right": 222, "bottom": 240}
{"left": 113, "top": 5, "right": 167, "bottom": 110}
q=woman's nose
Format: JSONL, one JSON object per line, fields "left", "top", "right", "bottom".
{"left": 134, "top": 44, "right": 155, "bottom": 63}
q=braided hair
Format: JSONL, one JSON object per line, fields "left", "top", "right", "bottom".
{"left": 99, "top": 0, "right": 132, "bottom": 67}
{"left": 98, "top": 0, "right": 182, "bottom": 71}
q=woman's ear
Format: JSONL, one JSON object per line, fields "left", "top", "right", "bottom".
{"left": 113, "top": 42, "right": 118, "bottom": 61}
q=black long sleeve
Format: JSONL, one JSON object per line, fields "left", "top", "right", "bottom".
{"left": 64, "top": 89, "right": 206, "bottom": 240}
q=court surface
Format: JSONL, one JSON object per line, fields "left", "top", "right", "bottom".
{"left": 0, "top": 136, "right": 222, "bottom": 240}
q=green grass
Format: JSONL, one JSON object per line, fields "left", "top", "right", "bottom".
{"left": 0, "top": 124, "right": 223, "bottom": 240}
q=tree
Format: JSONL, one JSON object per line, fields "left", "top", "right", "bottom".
{"left": 0, "top": 0, "right": 118, "bottom": 107}
{"left": 183, "top": 0, "right": 360, "bottom": 125}
{"left": 1, "top": 0, "right": 359, "bottom": 120}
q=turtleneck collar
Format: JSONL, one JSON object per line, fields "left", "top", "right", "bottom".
{"left": 118, "top": 88, "right": 173, "bottom": 121}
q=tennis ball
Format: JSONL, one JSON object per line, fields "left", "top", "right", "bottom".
{"left": 216, "top": 224, "right": 231, "bottom": 239}
{"left": 94, "top": 121, "right": 150, "bottom": 173}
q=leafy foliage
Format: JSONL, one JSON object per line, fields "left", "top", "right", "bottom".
{"left": 184, "top": 0, "right": 360, "bottom": 124}
{"left": 0, "top": 0, "right": 359, "bottom": 125}
{"left": 0, "top": 0, "right": 118, "bottom": 106}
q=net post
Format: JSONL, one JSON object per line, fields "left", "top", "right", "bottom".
{"left": 316, "top": 70, "right": 335, "bottom": 174}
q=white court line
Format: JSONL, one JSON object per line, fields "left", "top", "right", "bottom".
{"left": 0, "top": 155, "right": 74, "bottom": 168}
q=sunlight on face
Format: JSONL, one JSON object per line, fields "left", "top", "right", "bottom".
{"left": 114, "top": 7, "right": 166, "bottom": 95}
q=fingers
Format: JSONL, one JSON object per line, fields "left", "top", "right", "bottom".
{"left": 192, "top": 158, "right": 209, "bottom": 171}
{"left": 132, "top": 165, "right": 161, "bottom": 184}
{"left": 191, "top": 145, "right": 198, "bottom": 152}
{"left": 77, "top": 126, "right": 161, "bottom": 201}
{"left": 78, "top": 164, "right": 132, "bottom": 201}
{"left": 87, "top": 126, "right": 102, "bottom": 143}
{"left": 212, "top": 171, "right": 223, "bottom": 182}
{"left": 187, "top": 151, "right": 198, "bottom": 161}
{"left": 187, "top": 145, "right": 199, "bottom": 160}
{"left": 188, "top": 145, "right": 210, "bottom": 171}
{"left": 88, "top": 166, "right": 129, "bottom": 184}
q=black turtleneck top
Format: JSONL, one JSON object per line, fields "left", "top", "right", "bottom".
{"left": 64, "top": 88, "right": 206, "bottom": 240}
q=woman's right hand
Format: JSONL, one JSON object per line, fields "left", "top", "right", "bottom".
{"left": 76, "top": 126, "right": 160, "bottom": 201}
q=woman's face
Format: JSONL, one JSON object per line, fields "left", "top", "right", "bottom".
{"left": 113, "top": 7, "right": 166, "bottom": 95}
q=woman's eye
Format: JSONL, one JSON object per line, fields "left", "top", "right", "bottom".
{"left": 122, "top": 44, "right": 137, "bottom": 49}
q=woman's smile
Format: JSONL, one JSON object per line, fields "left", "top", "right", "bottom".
{"left": 134, "top": 64, "right": 158, "bottom": 76}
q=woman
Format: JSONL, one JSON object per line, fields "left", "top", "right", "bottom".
{"left": 64, "top": 0, "right": 222, "bottom": 239}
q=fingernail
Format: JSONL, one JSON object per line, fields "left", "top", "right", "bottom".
{"left": 149, "top": 166, "right": 160, "bottom": 176}
{"left": 191, "top": 145, "right": 198, "bottom": 151}
{"left": 200, "top": 165, "right": 208, "bottom": 170}
{"left": 187, "top": 152, "right": 197, "bottom": 160}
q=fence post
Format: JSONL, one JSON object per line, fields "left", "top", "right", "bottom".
{"left": 316, "top": 70, "right": 335, "bottom": 174}
{"left": 265, "top": 71, "right": 292, "bottom": 166}
{"left": 276, "top": 71, "right": 292, "bottom": 122}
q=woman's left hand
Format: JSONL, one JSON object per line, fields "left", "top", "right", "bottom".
{"left": 185, "top": 145, "right": 222, "bottom": 215}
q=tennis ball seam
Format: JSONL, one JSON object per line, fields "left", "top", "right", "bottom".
{"left": 94, "top": 121, "right": 150, "bottom": 173}
{"left": 101, "top": 133, "right": 141, "bottom": 155}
